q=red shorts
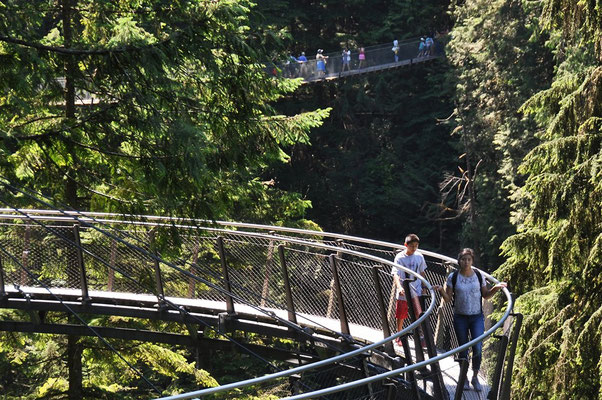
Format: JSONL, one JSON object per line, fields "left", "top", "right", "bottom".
{"left": 395, "top": 299, "right": 408, "bottom": 320}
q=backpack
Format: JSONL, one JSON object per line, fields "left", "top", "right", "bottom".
{"left": 450, "top": 268, "right": 484, "bottom": 311}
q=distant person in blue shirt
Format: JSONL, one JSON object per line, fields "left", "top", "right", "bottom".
{"left": 297, "top": 52, "right": 308, "bottom": 76}
{"left": 425, "top": 36, "right": 434, "bottom": 56}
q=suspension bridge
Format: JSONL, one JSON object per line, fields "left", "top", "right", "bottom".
{"left": 272, "top": 37, "right": 444, "bottom": 83}
{"left": 0, "top": 198, "right": 520, "bottom": 399}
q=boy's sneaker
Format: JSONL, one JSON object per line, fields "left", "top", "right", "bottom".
{"left": 471, "top": 375, "right": 482, "bottom": 392}
{"left": 463, "top": 379, "right": 470, "bottom": 391}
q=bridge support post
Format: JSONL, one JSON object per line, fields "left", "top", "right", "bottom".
{"left": 20, "top": 225, "right": 30, "bottom": 286}
{"left": 148, "top": 229, "right": 166, "bottom": 310}
{"left": 488, "top": 334, "right": 509, "bottom": 399}
{"left": 326, "top": 239, "right": 344, "bottom": 318}
{"left": 217, "top": 236, "right": 235, "bottom": 314}
{"left": 278, "top": 244, "right": 297, "bottom": 324}
{"left": 73, "top": 224, "right": 91, "bottom": 303}
{"left": 108, "top": 239, "right": 116, "bottom": 291}
{"left": 67, "top": 334, "right": 83, "bottom": 400}
{"left": 400, "top": 334, "right": 422, "bottom": 399}
{"left": 0, "top": 255, "right": 6, "bottom": 299}
{"left": 329, "top": 253, "right": 350, "bottom": 336}
{"left": 188, "top": 240, "right": 199, "bottom": 298}
{"left": 420, "top": 305, "right": 449, "bottom": 399}
{"left": 371, "top": 265, "right": 394, "bottom": 355}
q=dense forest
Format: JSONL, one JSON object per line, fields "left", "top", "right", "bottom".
{"left": 0, "top": 0, "right": 601, "bottom": 399}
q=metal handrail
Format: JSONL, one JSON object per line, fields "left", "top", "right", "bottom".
{"left": 0, "top": 208, "right": 457, "bottom": 262}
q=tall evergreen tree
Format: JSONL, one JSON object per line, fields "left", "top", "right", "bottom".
{"left": 497, "top": 0, "right": 602, "bottom": 397}
{"left": 447, "top": 0, "right": 553, "bottom": 267}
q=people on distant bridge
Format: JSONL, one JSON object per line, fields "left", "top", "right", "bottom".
{"left": 391, "top": 233, "right": 427, "bottom": 347}
{"left": 418, "top": 37, "right": 426, "bottom": 57}
{"left": 435, "top": 248, "right": 507, "bottom": 392}
{"left": 425, "top": 36, "right": 434, "bottom": 56}
{"left": 316, "top": 49, "right": 328, "bottom": 77}
{"left": 286, "top": 53, "right": 298, "bottom": 78}
{"left": 392, "top": 39, "right": 399, "bottom": 62}
{"left": 358, "top": 47, "right": 366, "bottom": 69}
{"left": 298, "top": 51, "right": 308, "bottom": 76}
{"left": 341, "top": 48, "right": 351, "bottom": 72}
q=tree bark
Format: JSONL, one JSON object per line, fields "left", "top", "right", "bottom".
{"left": 67, "top": 335, "right": 83, "bottom": 399}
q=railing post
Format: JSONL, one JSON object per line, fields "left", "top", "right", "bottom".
{"left": 216, "top": 236, "right": 235, "bottom": 314}
{"left": 488, "top": 335, "right": 509, "bottom": 400}
{"left": 0, "top": 255, "right": 7, "bottom": 299}
{"left": 327, "top": 239, "right": 344, "bottom": 318}
{"left": 400, "top": 334, "right": 422, "bottom": 398}
{"left": 455, "top": 358, "right": 470, "bottom": 400}
{"left": 148, "top": 229, "right": 165, "bottom": 309}
{"left": 371, "top": 265, "right": 394, "bottom": 355}
{"left": 329, "top": 253, "right": 350, "bottom": 336}
{"left": 188, "top": 241, "right": 199, "bottom": 298}
{"left": 500, "top": 312, "right": 522, "bottom": 400}
{"left": 278, "top": 244, "right": 297, "bottom": 324}
{"left": 421, "top": 305, "right": 449, "bottom": 399}
{"left": 73, "top": 224, "right": 90, "bottom": 303}
{"left": 20, "top": 225, "right": 30, "bottom": 286}
{"left": 403, "top": 279, "right": 425, "bottom": 364}
{"left": 107, "top": 239, "right": 116, "bottom": 292}
{"left": 260, "top": 231, "right": 276, "bottom": 307}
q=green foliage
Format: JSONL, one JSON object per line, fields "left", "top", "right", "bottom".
{"left": 0, "top": 0, "right": 329, "bottom": 225}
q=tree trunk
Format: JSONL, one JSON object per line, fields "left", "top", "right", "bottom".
{"left": 67, "top": 335, "right": 83, "bottom": 399}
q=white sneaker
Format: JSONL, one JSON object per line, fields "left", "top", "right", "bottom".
{"left": 471, "top": 375, "right": 482, "bottom": 392}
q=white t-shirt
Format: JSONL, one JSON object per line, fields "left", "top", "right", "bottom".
{"left": 446, "top": 269, "right": 486, "bottom": 315}
{"left": 391, "top": 251, "right": 427, "bottom": 300}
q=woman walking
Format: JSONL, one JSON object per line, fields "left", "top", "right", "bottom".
{"left": 435, "top": 248, "right": 506, "bottom": 392}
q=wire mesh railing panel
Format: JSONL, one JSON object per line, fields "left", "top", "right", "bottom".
{"left": 183, "top": 233, "right": 228, "bottom": 302}
{"left": 170, "top": 232, "right": 227, "bottom": 302}
{"left": 15, "top": 224, "right": 80, "bottom": 290}
{"left": 284, "top": 247, "right": 336, "bottom": 320}
{"left": 0, "top": 223, "right": 29, "bottom": 286}
{"left": 336, "top": 257, "right": 384, "bottom": 333}
{"left": 218, "top": 234, "right": 288, "bottom": 309}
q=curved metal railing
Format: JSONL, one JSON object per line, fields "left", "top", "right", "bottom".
{"left": 0, "top": 208, "right": 512, "bottom": 399}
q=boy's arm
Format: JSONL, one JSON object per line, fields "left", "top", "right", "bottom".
{"left": 392, "top": 273, "right": 404, "bottom": 296}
